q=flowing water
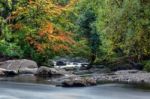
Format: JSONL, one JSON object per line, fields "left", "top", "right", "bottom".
{"left": 0, "top": 81, "right": 150, "bottom": 99}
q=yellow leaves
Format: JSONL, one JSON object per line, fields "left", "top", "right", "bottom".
{"left": 28, "top": 0, "right": 77, "bottom": 16}
{"left": 25, "top": 21, "right": 76, "bottom": 53}
{"left": 11, "top": 0, "right": 77, "bottom": 54}
{"left": 9, "top": 7, "right": 29, "bottom": 21}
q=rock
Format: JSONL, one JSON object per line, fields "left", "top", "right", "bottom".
{"left": 35, "top": 66, "right": 67, "bottom": 77}
{"left": 64, "top": 67, "right": 78, "bottom": 71}
{"left": 19, "top": 68, "right": 38, "bottom": 74}
{"left": 0, "top": 68, "right": 18, "bottom": 76}
{"left": 3, "top": 70, "right": 18, "bottom": 76}
{"left": 56, "top": 61, "right": 66, "bottom": 66}
{"left": 62, "top": 77, "right": 97, "bottom": 87}
{"left": 95, "top": 70, "right": 150, "bottom": 84}
{"left": 0, "top": 68, "right": 5, "bottom": 76}
{"left": 114, "top": 70, "right": 140, "bottom": 75}
{"left": 0, "top": 59, "right": 38, "bottom": 74}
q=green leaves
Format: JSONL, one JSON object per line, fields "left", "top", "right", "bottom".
{"left": 0, "top": 40, "right": 23, "bottom": 58}
{"left": 96, "top": 0, "right": 150, "bottom": 59}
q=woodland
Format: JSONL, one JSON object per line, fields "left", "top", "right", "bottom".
{"left": 0, "top": 0, "right": 150, "bottom": 70}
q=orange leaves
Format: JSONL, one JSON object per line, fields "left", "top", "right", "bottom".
{"left": 35, "top": 43, "right": 44, "bottom": 52}
{"left": 52, "top": 44, "right": 71, "bottom": 53}
{"left": 39, "top": 22, "right": 54, "bottom": 36}
{"left": 28, "top": 0, "right": 33, "bottom": 4}
{"left": 54, "top": 33, "right": 75, "bottom": 44}
{"left": 10, "top": 0, "right": 77, "bottom": 54}
{"left": 26, "top": 36, "right": 35, "bottom": 44}
{"left": 10, "top": 23, "right": 23, "bottom": 30}
{"left": 25, "top": 21, "right": 75, "bottom": 53}
{"left": 38, "top": 21, "right": 75, "bottom": 44}
{"left": 26, "top": 36, "right": 45, "bottom": 52}
{"left": 37, "top": 20, "right": 76, "bottom": 53}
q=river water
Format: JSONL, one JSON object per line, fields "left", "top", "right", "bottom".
{"left": 0, "top": 81, "right": 150, "bottom": 99}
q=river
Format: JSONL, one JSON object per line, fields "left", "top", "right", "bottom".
{"left": 0, "top": 81, "right": 150, "bottom": 99}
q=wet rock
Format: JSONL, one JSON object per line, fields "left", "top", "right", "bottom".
{"left": 35, "top": 66, "right": 67, "bottom": 77}
{"left": 0, "top": 68, "right": 18, "bottom": 76}
{"left": 0, "top": 68, "right": 5, "bottom": 76}
{"left": 62, "top": 77, "right": 97, "bottom": 87}
{"left": 56, "top": 61, "right": 66, "bottom": 66}
{"left": 3, "top": 70, "right": 18, "bottom": 76}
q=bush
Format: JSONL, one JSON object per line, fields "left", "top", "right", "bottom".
{"left": 143, "top": 60, "right": 150, "bottom": 72}
{"left": 0, "top": 40, "right": 23, "bottom": 58}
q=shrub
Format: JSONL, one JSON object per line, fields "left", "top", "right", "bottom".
{"left": 0, "top": 40, "right": 23, "bottom": 58}
{"left": 143, "top": 60, "right": 150, "bottom": 72}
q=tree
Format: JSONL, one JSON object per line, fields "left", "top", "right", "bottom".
{"left": 97, "top": 0, "right": 150, "bottom": 61}
{"left": 78, "top": 8, "right": 100, "bottom": 68}
{"left": 0, "top": 0, "right": 77, "bottom": 64}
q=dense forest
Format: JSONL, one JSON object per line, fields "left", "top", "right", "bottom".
{"left": 0, "top": 0, "right": 150, "bottom": 70}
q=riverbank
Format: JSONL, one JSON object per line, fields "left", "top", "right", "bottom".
{"left": 0, "top": 59, "right": 150, "bottom": 87}
{"left": 1, "top": 69, "right": 150, "bottom": 87}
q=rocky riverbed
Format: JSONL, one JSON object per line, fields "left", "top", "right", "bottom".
{"left": 0, "top": 59, "right": 150, "bottom": 87}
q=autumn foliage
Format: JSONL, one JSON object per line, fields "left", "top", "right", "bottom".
{"left": 9, "top": 0, "right": 77, "bottom": 54}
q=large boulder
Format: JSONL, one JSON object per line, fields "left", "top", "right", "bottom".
{"left": 0, "top": 59, "right": 38, "bottom": 74}
{"left": 35, "top": 66, "right": 68, "bottom": 77}
{"left": 62, "top": 77, "right": 97, "bottom": 87}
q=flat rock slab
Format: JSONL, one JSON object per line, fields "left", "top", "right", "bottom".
{"left": 95, "top": 70, "right": 150, "bottom": 84}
